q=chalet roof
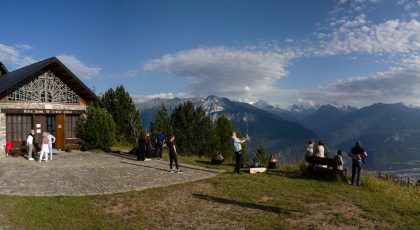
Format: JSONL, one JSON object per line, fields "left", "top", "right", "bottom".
{"left": 0, "top": 57, "right": 103, "bottom": 105}
{"left": 0, "top": 61, "right": 8, "bottom": 75}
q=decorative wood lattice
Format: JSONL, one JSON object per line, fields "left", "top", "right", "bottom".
{"left": 8, "top": 70, "right": 79, "bottom": 104}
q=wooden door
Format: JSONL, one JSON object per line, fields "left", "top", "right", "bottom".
{"left": 55, "top": 114, "right": 65, "bottom": 150}
{"left": 33, "top": 115, "right": 46, "bottom": 145}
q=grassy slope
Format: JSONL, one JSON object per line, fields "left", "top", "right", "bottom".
{"left": 0, "top": 156, "right": 419, "bottom": 229}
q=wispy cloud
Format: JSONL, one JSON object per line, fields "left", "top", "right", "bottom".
{"left": 143, "top": 46, "right": 292, "bottom": 101}
{"left": 15, "top": 44, "right": 33, "bottom": 50}
{"left": 0, "top": 43, "right": 36, "bottom": 67}
{"left": 299, "top": 55, "right": 420, "bottom": 107}
{"left": 1, "top": 43, "right": 101, "bottom": 80}
{"left": 57, "top": 54, "right": 101, "bottom": 80}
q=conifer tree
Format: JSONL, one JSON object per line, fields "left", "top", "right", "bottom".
{"left": 194, "top": 106, "right": 218, "bottom": 157}
{"left": 171, "top": 101, "right": 196, "bottom": 155}
{"left": 76, "top": 103, "right": 116, "bottom": 151}
{"left": 170, "top": 101, "right": 218, "bottom": 156}
{"left": 102, "top": 85, "right": 143, "bottom": 144}
{"left": 215, "top": 115, "right": 234, "bottom": 161}
{"left": 153, "top": 104, "right": 171, "bottom": 138}
{"left": 254, "top": 144, "right": 269, "bottom": 166}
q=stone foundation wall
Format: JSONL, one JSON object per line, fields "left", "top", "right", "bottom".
{"left": 0, "top": 113, "right": 5, "bottom": 157}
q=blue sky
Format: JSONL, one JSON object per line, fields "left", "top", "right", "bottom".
{"left": 1, "top": 0, "right": 420, "bottom": 107}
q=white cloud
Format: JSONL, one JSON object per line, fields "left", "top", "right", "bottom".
{"left": 0, "top": 43, "right": 36, "bottom": 67}
{"left": 299, "top": 55, "right": 420, "bottom": 107}
{"left": 1, "top": 43, "right": 101, "bottom": 80}
{"left": 137, "top": 1, "right": 420, "bottom": 107}
{"left": 143, "top": 46, "right": 291, "bottom": 101}
{"left": 57, "top": 55, "right": 101, "bottom": 80}
{"left": 314, "top": 18, "right": 420, "bottom": 56}
{"left": 15, "top": 44, "right": 33, "bottom": 50}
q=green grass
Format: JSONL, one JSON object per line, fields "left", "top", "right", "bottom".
{"left": 0, "top": 156, "right": 419, "bottom": 229}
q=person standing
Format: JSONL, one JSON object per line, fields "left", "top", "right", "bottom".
{"left": 145, "top": 131, "right": 151, "bottom": 158}
{"left": 168, "top": 134, "right": 182, "bottom": 173}
{"left": 155, "top": 129, "right": 165, "bottom": 159}
{"left": 39, "top": 132, "right": 50, "bottom": 162}
{"left": 231, "top": 131, "right": 247, "bottom": 174}
{"left": 137, "top": 133, "right": 146, "bottom": 161}
{"left": 47, "top": 132, "right": 56, "bottom": 160}
{"left": 26, "top": 130, "right": 35, "bottom": 161}
{"left": 348, "top": 141, "right": 368, "bottom": 186}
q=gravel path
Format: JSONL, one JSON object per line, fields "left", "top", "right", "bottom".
{"left": 0, "top": 151, "right": 223, "bottom": 196}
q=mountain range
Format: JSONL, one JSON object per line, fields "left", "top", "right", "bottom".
{"left": 136, "top": 96, "right": 316, "bottom": 161}
{"left": 136, "top": 96, "right": 420, "bottom": 172}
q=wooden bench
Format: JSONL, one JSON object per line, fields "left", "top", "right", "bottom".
{"left": 10, "top": 148, "right": 21, "bottom": 157}
{"left": 63, "top": 142, "right": 83, "bottom": 152}
{"left": 305, "top": 155, "right": 348, "bottom": 177}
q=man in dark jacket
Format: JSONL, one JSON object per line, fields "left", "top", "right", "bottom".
{"left": 348, "top": 141, "right": 367, "bottom": 186}
{"left": 155, "top": 130, "right": 165, "bottom": 159}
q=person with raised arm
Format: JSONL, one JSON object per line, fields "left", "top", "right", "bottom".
{"left": 231, "top": 131, "right": 248, "bottom": 174}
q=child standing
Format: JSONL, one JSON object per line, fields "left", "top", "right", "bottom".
{"left": 335, "top": 150, "right": 347, "bottom": 177}
{"left": 5, "top": 140, "right": 13, "bottom": 157}
{"left": 39, "top": 132, "right": 50, "bottom": 162}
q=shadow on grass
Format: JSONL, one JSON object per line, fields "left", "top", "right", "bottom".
{"left": 193, "top": 193, "right": 298, "bottom": 214}
{"left": 195, "top": 160, "right": 233, "bottom": 166}
{"left": 266, "top": 169, "right": 341, "bottom": 182}
{"left": 195, "top": 160, "right": 217, "bottom": 166}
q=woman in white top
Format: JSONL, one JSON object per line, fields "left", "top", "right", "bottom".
{"left": 39, "top": 132, "right": 50, "bottom": 162}
{"left": 317, "top": 140, "right": 327, "bottom": 168}
{"left": 306, "top": 139, "right": 314, "bottom": 156}
{"left": 317, "top": 140, "right": 325, "bottom": 158}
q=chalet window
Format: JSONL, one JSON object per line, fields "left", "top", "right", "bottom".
{"left": 6, "top": 114, "right": 32, "bottom": 142}
{"left": 7, "top": 70, "right": 79, "bottom": 104}
{"left": 66, "top": 115, "right": 79, "bottom": 138}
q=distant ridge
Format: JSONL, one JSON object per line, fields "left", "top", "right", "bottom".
{"left": 136, "top": 95, "right": 316, "bottom": 160}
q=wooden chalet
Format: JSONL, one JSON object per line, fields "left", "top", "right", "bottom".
{"left": 0, "top": 57, "right": 102, "bottom": 155}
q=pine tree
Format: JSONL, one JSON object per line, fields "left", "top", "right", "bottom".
{"left": 254, "top": 144, "right": 269, "bottom": 166}
{"left": 170, "top": 101, "right": 218, "bottom": 156}
{"left": 102, "top": 85, "right": 143, "bottom": 144}
{"left": 101, "top": 88, "right": 116, "bottom": 114}
{"left": 171, "top": 101, "right": 196, "bottom": 155}
{"left": 194, "top": 106, "right": 218, "bottom": 157}
{"left": 76, "top": 103, "right": 116, "bottom": 151}
{"left": 215, "top": 115, "right": 234, "bottom": 162}
{"left": 153, "top": 104, "right": 171, "bottom": 138}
